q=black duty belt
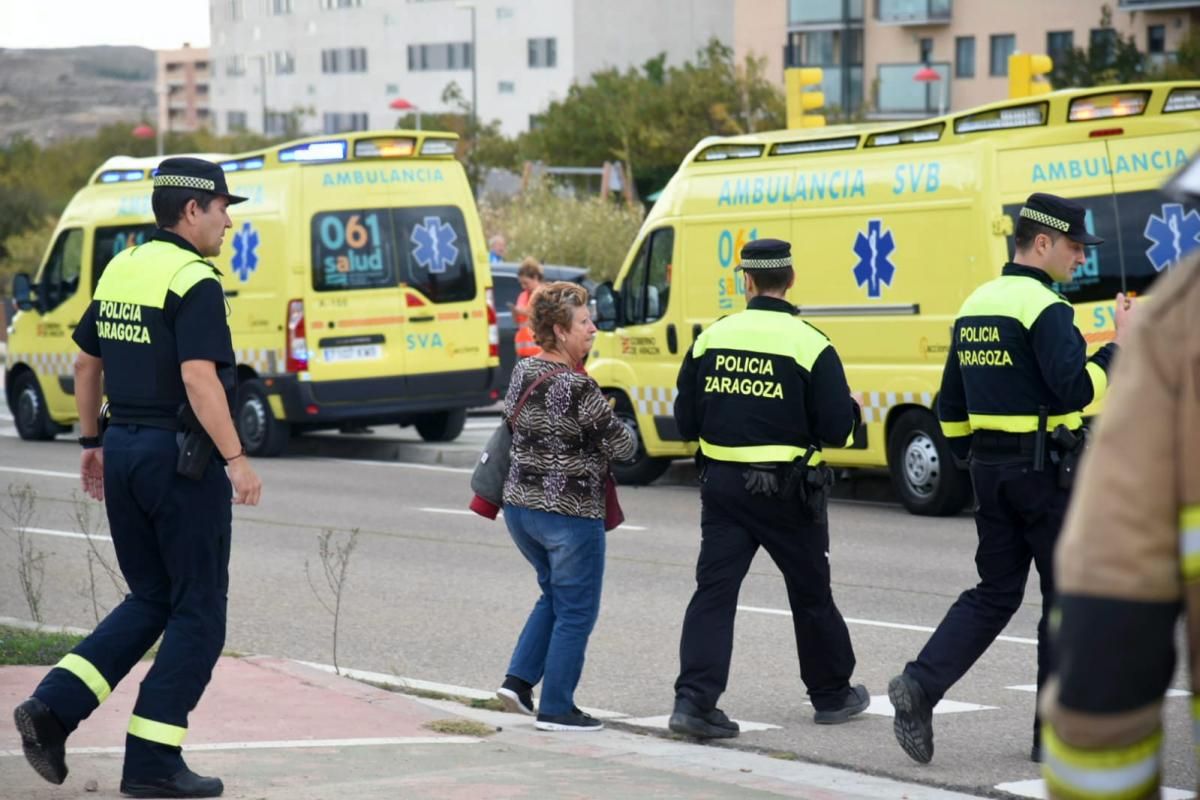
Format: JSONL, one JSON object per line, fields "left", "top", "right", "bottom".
{"left": 971, "top": 429, "right": 1079, "bottom": 457}
{"left": 110, "top": 416, "right": 179, "bottom": 431}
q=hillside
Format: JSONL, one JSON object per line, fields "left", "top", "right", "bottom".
{"left": 0, "top": 46, "right": 156, "bottom": 145}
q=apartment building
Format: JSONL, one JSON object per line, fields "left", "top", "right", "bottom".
{"left": 209, "top": 0, "right": 780, "bottom": 138}
{"left": 786, "top": 0, "right": 1200, "bottom": 118}
{"left": 157, "top": 44, "right": 213, "bottom": 134}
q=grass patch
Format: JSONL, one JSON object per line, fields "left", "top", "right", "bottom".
{"left": 0, "top": 625, "right": 85, "bottom": 666}
{"left": 768, "top": 751, "right": 800, "bottom": 761}
{"left": 469, "top": 697, "right": 505, "bottom": 711}
{"left": 423, "top": 719, "right": 496, "bottom": 737}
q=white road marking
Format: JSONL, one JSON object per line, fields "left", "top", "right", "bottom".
{"left": 738, "top": 605, "right": 1038, "bottom": 645}
{"left": 296, "top": 456, "right": 471, "bottom": 474}
{"left": 996, "top": 778, "right": 1193, "bottom": 799}
{"left": 861, "top": 695, "right": 997, "bottom": 717}
{"left": 621, "top": 714, "right": 781, "bottom": 732}
{"left": 24, "top": 527, "right": 111, "bottom": 543}
{"left": 1008, "top": 684, "right": 1191, "bottom": 698}
{"left": 0, "top": 465, "right": 76, "bottom": 480}
{"left": 0, "top": 736, "right": 480, "bottom": 759}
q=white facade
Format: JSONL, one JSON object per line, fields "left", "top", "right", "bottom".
{"left": 208, "top": 0, "right": 740, "bottom": 138}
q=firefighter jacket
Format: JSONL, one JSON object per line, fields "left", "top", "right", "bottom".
{"left": 1040, "top": 255, "right": 1200, "bottom": 799}
{"left": 938, "top": 263, "right": 1117, "bottom": 460}
{"left": 673, "top": 295, "right": 858, "bottom": 465}
{"left": 72, "top": 231, "right": 236, "bottom": 426}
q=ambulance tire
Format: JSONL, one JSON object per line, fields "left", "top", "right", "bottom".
{"left": 13, "top": 372, "right": 58, "bottom": 441}
{"left": 886, "top": 409, "right": 972, "bottom": 517}
{"left": 606, "top": 392, "right": 671, "bottom": 486}
{"left": 416, "top": 409, "right": 467, "bottom": 442}
{"left": 236, "top": 381, "right": 290, "bottom": 457}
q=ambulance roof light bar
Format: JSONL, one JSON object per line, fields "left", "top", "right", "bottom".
{"left": 955, "top": 102, "right": 1048, "bottom": 134}
{"left": 696, "top": 143, "right": 764, "bottom": 162}
{"left": 771, "top": 136, "right": 859, "bottom": 156}
{"left": 1068, "top": 91, "right": 1149, "bottom": 122}
{"left": 1164, "top": 87, "right": 1200, "bottom": 113}
{"left": 278, "top": 140, "right": 348, "bottom": 163}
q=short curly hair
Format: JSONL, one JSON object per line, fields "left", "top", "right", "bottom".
{"left": 517, "top": 256, "right": 544, "bottom": 281}
{"left": 529, "top": 281, "right": 589, "bottom": 351}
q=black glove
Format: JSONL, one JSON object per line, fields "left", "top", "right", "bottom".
{"left": 743, "top": 468, "right": 779, "bottom": 496}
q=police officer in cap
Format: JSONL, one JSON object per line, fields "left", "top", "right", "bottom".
{"left": 13, "top": 157, "right": 262, "bottom": 798}
{"left": 888, "top": 192, "right": 1134, "bottom": 766}
{"left": 668, "top": 238, "right": 869, "bottom": 738}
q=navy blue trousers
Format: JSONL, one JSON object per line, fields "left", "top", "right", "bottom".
{"left": 34, "top": 425, "right": 232, "bottom": 779}
{"left": 904, "top": 461, "right": 1068, "bottom": 734}
{"left": 675, "top": 462, "right": 857, "bottom": 712}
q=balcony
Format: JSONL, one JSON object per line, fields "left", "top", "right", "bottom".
{"left": 1118, "top": 0, "right": 1200, "bottom": 9}
{"left": 789, "top": 0, "right": 863, "bottom": 26}
{"left": 876, "top": 0, "right": 952, "bottom": 25}
{"left": 873, "top": 62, "right": 951, "bottom": 117}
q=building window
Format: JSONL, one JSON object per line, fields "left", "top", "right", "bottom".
{"left": 321, "top": 0, "right": 363, "bottom": 8}
{"left": 266, "top": 111, "right": 288, "bottom": 136}
{"left": 497, "top": 6, "right": 514, "bottom": 19}
{"left": 1091, "top": 28, "right": 1119, "bottom": 66}
{"left": 226, "top": 55, "right": 247, "bottom": 76}
{"left": 919, "top": 37, "right": 934, "bottom": 64}
{"left": 498, "top": 80, "right": 515, "bottom": 94}
{"left": 228, "top": 110, "right": 248, "bottom": 131}
{"left": 269, "top": 0, "right": 293, "bottom": 13}
{"left": 270, "top": 50, "right": 294, "bottom": 75}
{"left": 528, "top": 37, "right": 557, "bottom": 69}
{"left": 990, "top": 34, "right": 1015, "bottom": 77}
{"left": 1047, "top": 30, "right": 1073, "bottom": 68}
{"left": 955, "top": 36, "right": 975, "bottom": 78}
{"left": 323, "top": 112, "right": 369, "bottom": 133}
{"left": 230, "top": 0, "right": 244, "bottom": 21}
{"left": 321, "top": 47, "right": 368, "bottom": 73}
{"left": 1147, "top": 24, "right": 1166, "bottom": 54}
{"left": 407, "top": 42, "right": 473, "bottom": 71}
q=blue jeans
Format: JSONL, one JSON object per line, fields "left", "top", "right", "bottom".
{"left": 503, "top": 505, "right": 606, "bottom": 716}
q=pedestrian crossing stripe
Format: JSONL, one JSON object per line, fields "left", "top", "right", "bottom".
{"left": 620, "top": 715, "right": 781, "bottom": 733}
{"left": 862, "top": 695, "right": 997, "bottom": 717}
{"left": 1007, "top": 684, "right": 1192, "bottom": 698}
{"left": 996, "top": 778, "right": 1194, "bottom": 799}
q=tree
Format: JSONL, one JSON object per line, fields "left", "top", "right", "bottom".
{"left": 1151, "top": 26, "right": 1200, "bottom": 80}
{"left": 1053, "top": 5, "right": 1146, "bottom": 88}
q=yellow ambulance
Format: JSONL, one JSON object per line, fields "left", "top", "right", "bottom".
{"left": 6, "top": 130, "right": 500, "bottom": 455}
{"left": 590, "top": 82, "right": 1200, "bottom": 515}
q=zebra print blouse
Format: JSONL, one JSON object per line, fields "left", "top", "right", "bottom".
{"left": 503, "top": 357, "right": 637, "bottom": 519}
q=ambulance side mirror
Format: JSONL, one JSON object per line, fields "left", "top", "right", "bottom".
{"left": 11, "top": 272, "right": 34, "bottom": 311}
{"left": 593, "top": 281, "right": 619, "bottom": 331}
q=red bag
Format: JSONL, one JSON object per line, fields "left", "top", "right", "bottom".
{"left": 604, "top": 473, "right": 624, "bottom": 531}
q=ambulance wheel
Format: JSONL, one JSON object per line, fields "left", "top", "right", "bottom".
{"left": 13, "top": 372, "right": 58, "bottom": 441}
{"left": 237, "top": 381, "right": 290, "bottom": 457}
{"left": 606, "top": 393, "right": 671, "bottom": 486}
{"left": 416, "top": 409, "right": 466, "bottom": 442}
{"left": 887, "top": 409, "right": 972, "bottom": 517}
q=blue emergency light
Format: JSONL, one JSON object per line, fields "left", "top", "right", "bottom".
{"left": 278, "top": 140, "right": 347, "bottom": 163}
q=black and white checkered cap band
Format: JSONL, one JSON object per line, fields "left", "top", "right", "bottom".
{"left": 1019, "top": 207, "right": 1070, "bottom": 232}
{"left": 153, "top": 174, "right": 217, "bottom": 192}
{"left": 739, "top": 256, "right": 793, "bottom": 270}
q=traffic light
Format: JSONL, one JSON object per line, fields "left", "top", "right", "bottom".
{"left": 786, "top": 67, "right": 826, "bottom": 129}
{"left": 1008, "top": 53, "right": 1053, "bottom": 99}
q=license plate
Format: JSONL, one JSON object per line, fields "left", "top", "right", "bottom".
{"left": 322, "top": 344, "right": 383, "bottom": 362}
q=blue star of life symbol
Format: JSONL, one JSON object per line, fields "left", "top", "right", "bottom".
{"left": 852, "top": 219, "right": 896, "bottom": 298}
{"left": 1144, "top": 203, "right": 1200, "bottom": 272}
{"left": 409, "top": 216, "right": 459, "bottom": 274}
{"left": 231, "top": 221, "right": 260, "bottom": 282}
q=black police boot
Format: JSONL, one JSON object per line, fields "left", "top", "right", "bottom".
{"left": 668, "top": 696, "right": 740, "bottom": 739}
{"left": 1031, "top": 728, "right": 1042, "bottom": 763}
{"left": 120, "top": 768, "right": 224, "bottom": 798}
{"left": 13, "top": 697, "right": 68, "bottom": 785}
{"left": 888, "top": 672, "right": 934, "bottom": 764}
{"left": 813, "top": 683, "right": 870, "bottom": 725}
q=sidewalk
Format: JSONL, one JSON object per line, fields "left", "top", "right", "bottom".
{"left": 0, "top": 656, "right": 986, "bottom": 799}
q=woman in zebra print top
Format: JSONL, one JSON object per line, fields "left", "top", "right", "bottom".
{"left": 495, "top": 282, "right": 636, "bottom": 732}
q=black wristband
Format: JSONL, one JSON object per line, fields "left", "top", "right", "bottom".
{"left": 78, "top": 435, "right": 102, "bottom": 450}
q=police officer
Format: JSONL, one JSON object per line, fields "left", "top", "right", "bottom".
{"left": 668, "top": 238, "right": 868, "bottom": 739}
{"left": 13, "top": 157, "right": 262, "bottom": 798}
{"left": 888, "top": 192, "right": 1133, "bottom": 766}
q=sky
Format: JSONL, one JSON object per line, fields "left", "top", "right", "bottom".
{"left": 0, "top": 0, "right": 210, "bottom": 51}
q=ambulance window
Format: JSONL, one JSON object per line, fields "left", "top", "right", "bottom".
{"left": 37, "top": 228, "right": 84, "bottom": 312}
{"left": 311, "top": 209, "right": 398, "bottom": 292}
{"left": 93, "top": 225, "right": 155, "bottom": 290}
{"left": 393, "top": 206, "right": 476, "bottom": 303}
{"left": 622, "top": 227, "right": 674, "bottom": 325}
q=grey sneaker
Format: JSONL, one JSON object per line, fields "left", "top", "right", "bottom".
{"left": 813, "top": 684, "right": 870, "bottom": 725}
{"left": 888, "top": 673, "right": 934, "bottom": 764}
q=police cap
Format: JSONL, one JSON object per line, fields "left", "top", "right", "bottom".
{"left": 153, "top": 156, "right": 248, "bottom": 205}
{"left": 735, "top": 238, "right": 792, "bottom": 271}
{"left": 1019, "top": 192, "right": 1103, "bottom": 245}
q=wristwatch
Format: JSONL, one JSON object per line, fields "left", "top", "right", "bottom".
{"left": 78, "top": 435, "right": 102, "bottom": 449}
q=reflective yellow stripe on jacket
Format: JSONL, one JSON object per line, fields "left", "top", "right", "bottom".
{"left": 967, "top": 412, "right": 1084, "bottom": 434}
{"left": 1042, "top": 726, "right": 1162, "bottom": 800}
{"left": 1181, "top": 505, "right": 1200, "bottom": 582}
{"left": 698, "top": 439, "right": 825, "bottom": 466}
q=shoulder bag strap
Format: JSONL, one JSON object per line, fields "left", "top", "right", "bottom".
{"left": 508, "top": 366, "right": 570, "bottom": 430}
